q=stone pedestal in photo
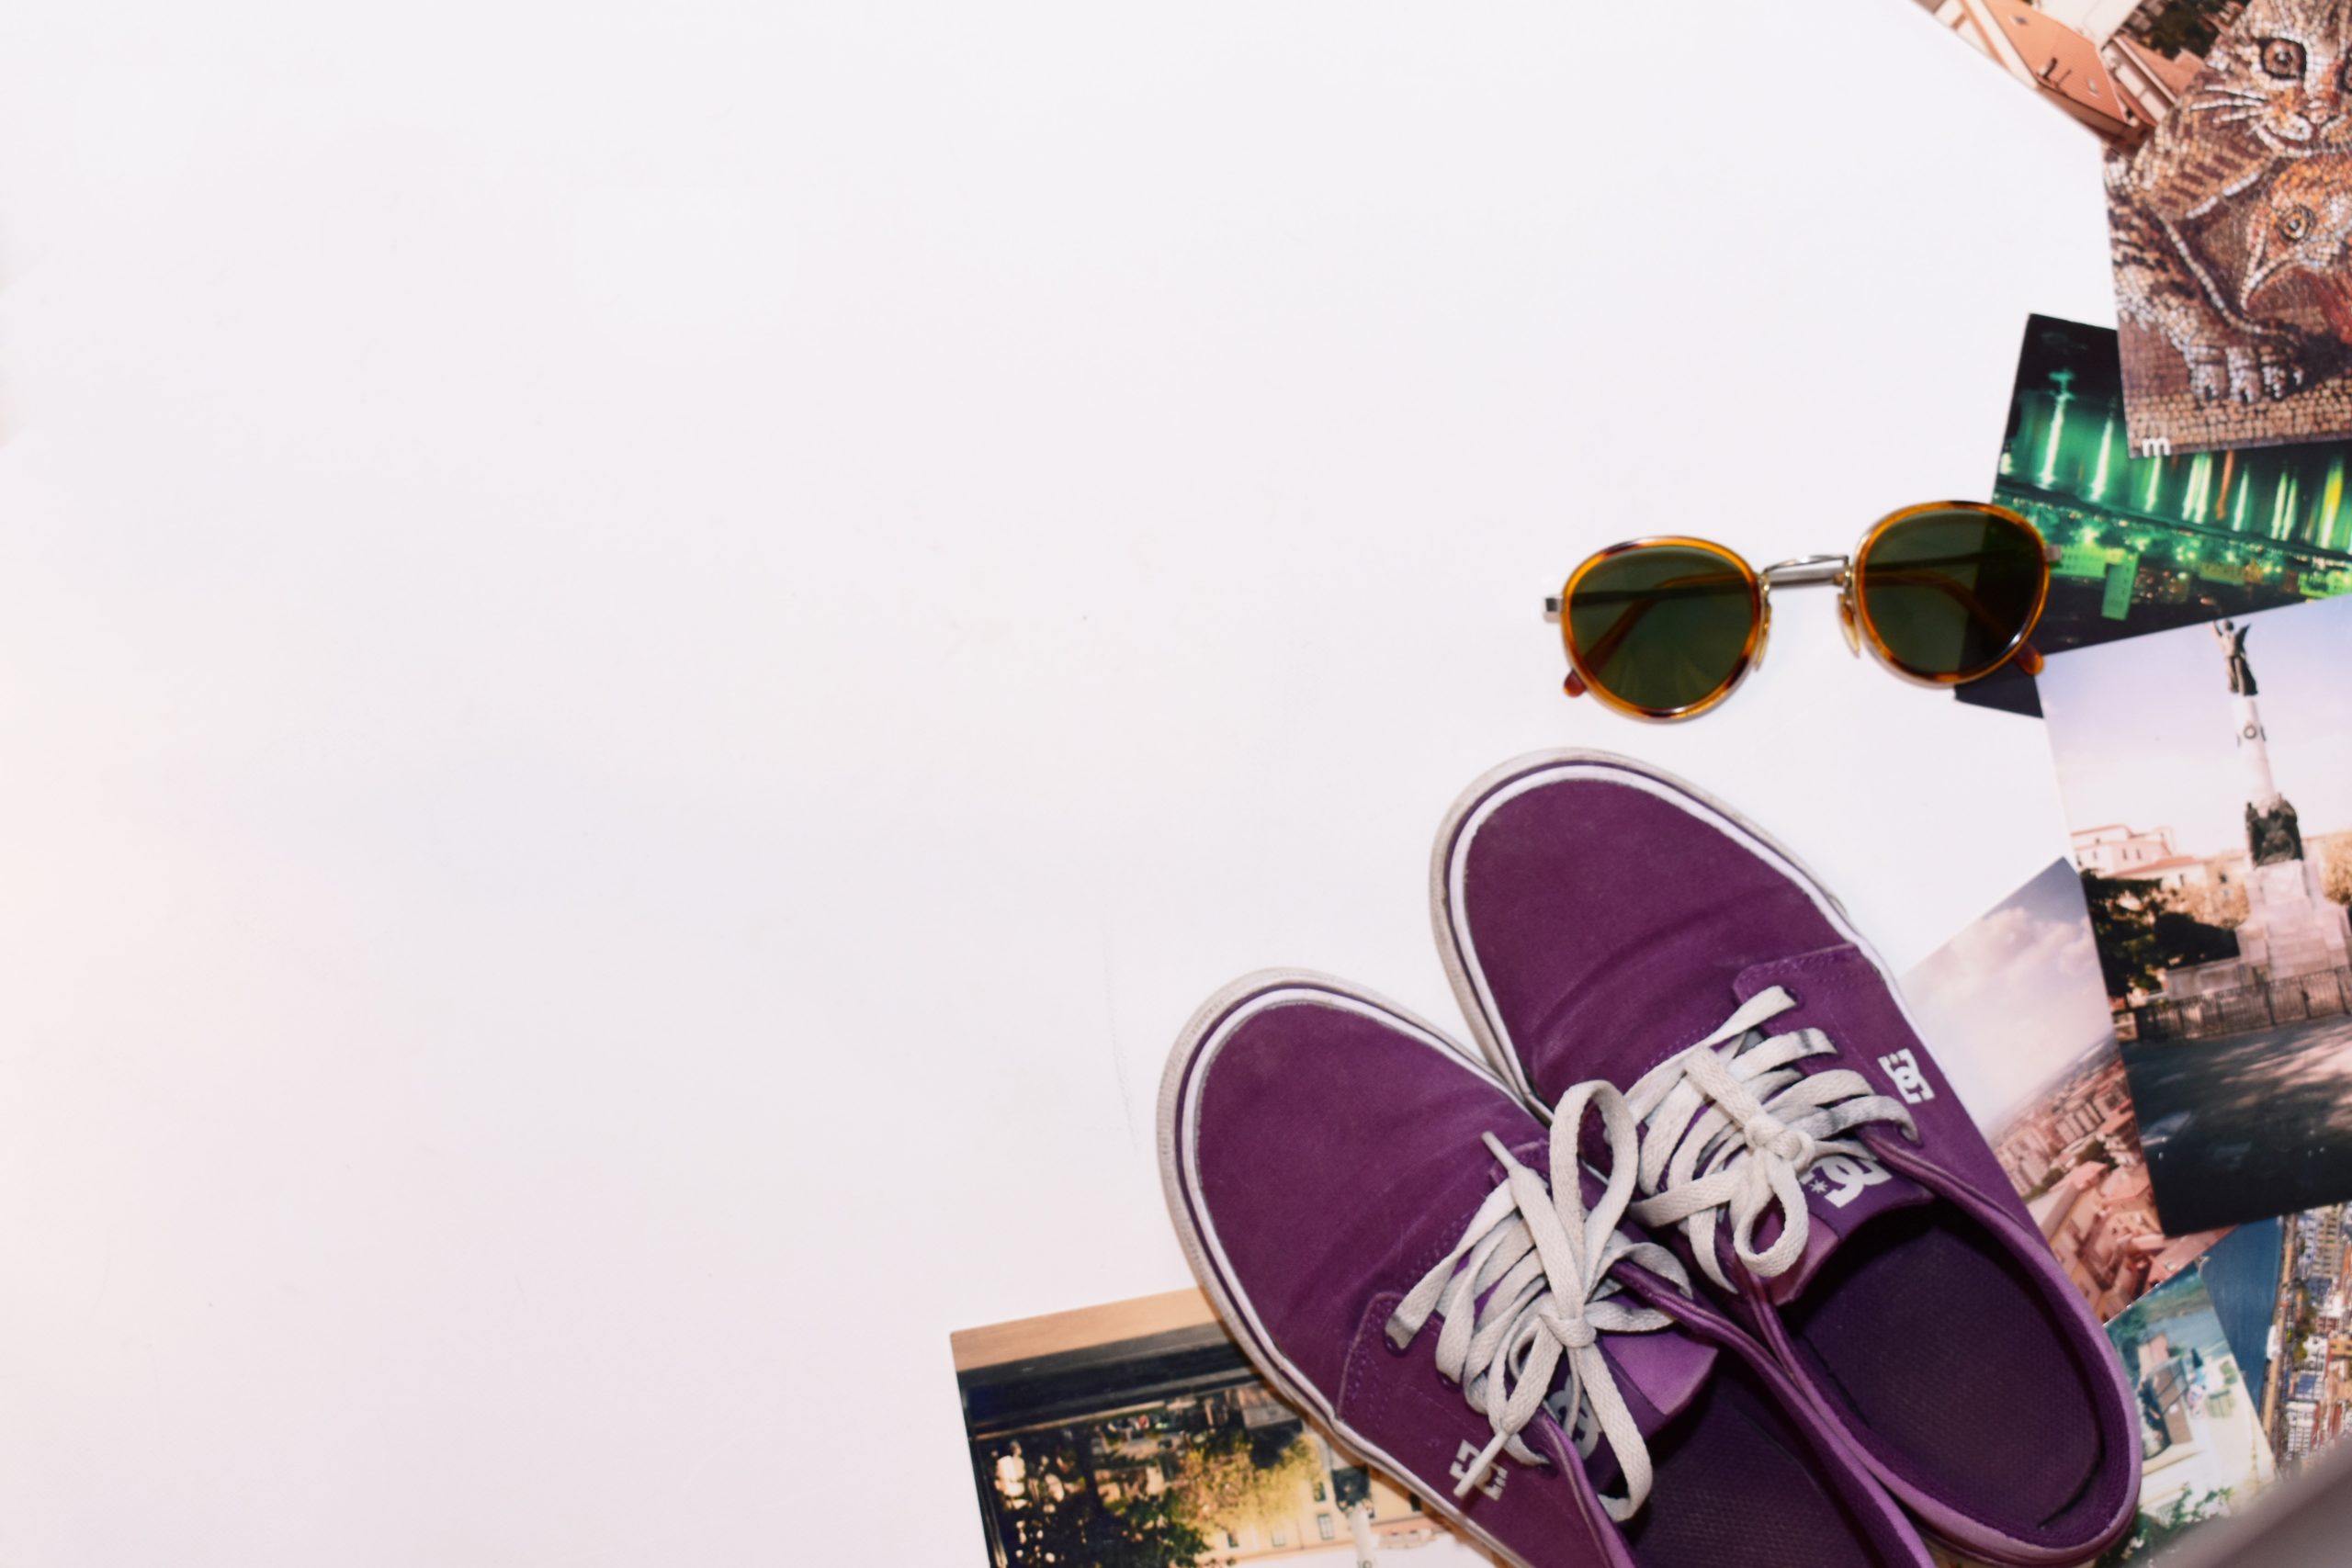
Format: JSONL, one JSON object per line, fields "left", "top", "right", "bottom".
{"left": 2235, "top": 857, "right": 2352, "bottom": 982}
{"left": 2155, "top": 621, "right": 2352, "bottom": 1006}
{"left": 2216, "top": 620, "right": 2346, "bottom": 982}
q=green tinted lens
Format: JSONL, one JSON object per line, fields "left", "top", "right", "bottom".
{"left": 1566, "top": 545, "right": 1757, "bottom": 714}
{"left": 1858, "top": 507, "right": 2045, "bottom": 680}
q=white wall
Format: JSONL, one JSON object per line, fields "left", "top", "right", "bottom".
{"left": 0, "top": 3, "right": 2114, "bottom": 1562}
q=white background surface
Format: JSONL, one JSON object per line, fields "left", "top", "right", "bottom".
{"left": 0, "top": 4, "right": 2120, "bottom": 1562}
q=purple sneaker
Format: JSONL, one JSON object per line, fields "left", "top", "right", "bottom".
{"left": 1431, "top": 752, "right": 2142, "bottom": 1568}
{"left": 1159, "top": 970, "right": 1936, "bottom": 1568}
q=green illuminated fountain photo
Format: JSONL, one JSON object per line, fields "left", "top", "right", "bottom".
{"left": 1992, "top": 317, "right": 2352, "bottom": 660}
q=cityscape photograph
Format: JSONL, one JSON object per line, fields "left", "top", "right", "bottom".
{"left": 1903, "top": 858, "right": 2222, "bottom": 1318}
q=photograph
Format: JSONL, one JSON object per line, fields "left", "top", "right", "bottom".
{"left": 1903, "top": 860, "right": 2352, "bottom": 1547}
{"left": 1962, "top": 315, "right": 2352, "bottom": 716}
{"left": 2038, "top": 592, "right": 2352, "bottom": 1232}
{"left": 2098, "top": 1263, "right": 2280, "bottom": 1561}
{"left": 1901, "top": 858, "right": 2227, "bottom": 1319}
{"left": 2103, "top": 4, "right": 2352, "bottom": 454}
{"left": 952, "top": 1291, "right": 1486, "bottom": 1566}
{"left": 1904, "top": 0, "right": 2237, "bottom": 141}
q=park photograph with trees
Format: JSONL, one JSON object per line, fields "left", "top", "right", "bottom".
{"left": 2040, "top": 595, "right": 2352, "bottom": 1233}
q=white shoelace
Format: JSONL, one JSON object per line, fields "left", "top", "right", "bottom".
{"left": 1622, "top": 986, "right": 1917, "bottom": 1292}
{"left": 1384, "top": 1081, "right": 1691, "bottom": 1521}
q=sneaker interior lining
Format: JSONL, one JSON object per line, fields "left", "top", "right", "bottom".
{"left": 1781, "top": 1205, "right": 2108, "bottom": 1541}
{"left": 1618, "top": 1357, "right": 1909, "bottom": 1568}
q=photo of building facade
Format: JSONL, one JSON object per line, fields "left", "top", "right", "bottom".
{"left": 1911, "top": 0, "right": 2221, "bottom": 139}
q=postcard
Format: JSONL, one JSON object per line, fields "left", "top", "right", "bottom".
{"left": 2100, "top": 1263, "right": 2283, "bottom": 1558}
{"left": 2035, "top": 592, "right": 2352, "bottom": 1232}
{"left": 1962, "top": 315, "right": 2352, "bottom": 715}
{"left": 1901, "top": 2, "right": 2243, "bottom": 143}
{"left": 1900, "top": 858, "right": 2228, "bottom": 1318}
{"left": 952, "top": 1288, "right": 1488, "bottom": 1564}
{"left": 2098, "top": 7, "right": 2352, "bottom": 454}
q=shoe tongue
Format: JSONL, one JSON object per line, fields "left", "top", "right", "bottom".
{"left": 1600, "top": 1319, "right": 1715, "bottom": 1436}
{"left": 1728, "top": 949, "right": 1935, "bottom": 1306}
{"left": 1575, "top": 1163, "right": 1720, "bottom": 1435}
{"left": 1568, "top": 1319, "right": 1718, "bottom": 1495}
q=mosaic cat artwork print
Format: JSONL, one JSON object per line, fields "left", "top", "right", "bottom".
{"left": 2109, "top": 0, "right": 2352, "bottom": 454}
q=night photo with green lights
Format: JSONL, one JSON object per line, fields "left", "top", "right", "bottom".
{"left": 1993, "top": 318, "right": 2352, "bottom": 659}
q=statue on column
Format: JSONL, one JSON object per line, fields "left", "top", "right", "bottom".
{"left": 2214, "top": 619, "right": 2303, "bottom": 865}
{"left": 2215, "top": 619, "right": 2257, "bottom": 697}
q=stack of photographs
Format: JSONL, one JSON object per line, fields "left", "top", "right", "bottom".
{"left": 1927, "top": 310, "right": 2352, "bottom": 1546}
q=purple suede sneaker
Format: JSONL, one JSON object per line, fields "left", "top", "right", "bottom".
{"left": 1431, "top": 752, "right": 2142, "bottom": 1568}
{"left": 1159, "top": 970, "right": 1936, "bottom": 1568}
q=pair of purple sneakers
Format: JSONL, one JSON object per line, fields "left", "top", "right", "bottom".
{"left": 1159, "top": 751, "right": 2140, "bottom": 1568}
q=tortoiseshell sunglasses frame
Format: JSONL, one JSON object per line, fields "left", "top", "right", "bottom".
{"left": 1541, "top": 501, "right": 2053, "bottom": 722}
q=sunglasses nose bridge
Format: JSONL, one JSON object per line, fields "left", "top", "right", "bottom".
{"left": 1758, "top": 555, "right": 1863, "bottom": 659}
{"left": 1758, "top": 554, "right": 1849, "bottom": 589}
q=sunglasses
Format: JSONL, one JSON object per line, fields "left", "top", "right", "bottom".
{"left": 1542, "top": 502, "right": 2052, "bottom": 720}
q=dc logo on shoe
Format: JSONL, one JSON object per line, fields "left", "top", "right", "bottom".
{"left": 1806, "top": 1152, "right": 1892, "bottom": 1210}
{"left": 1877, "top": 1049, "right": 1934, "bottom": 1106}
{"left": 1450, "top": 1440, "right": 1507, "bottom": 1500}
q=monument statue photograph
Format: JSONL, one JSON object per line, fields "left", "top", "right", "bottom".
{"left": 2214, "top": 619, "right": 2256, "bottom": 698}
{"left": 2210, "top": 620, "right": 2306, "bottom": 868}
{"left": 2039, "top": 599, "right": 2352, "bottom": 1235}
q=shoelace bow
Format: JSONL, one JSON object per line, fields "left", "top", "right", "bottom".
{"left": 1622, "top": 986, "right": 1916, "bottom": 1292}
{"left": 1384, "top": 1081, "right": 1692, "bottom": 1521}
